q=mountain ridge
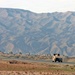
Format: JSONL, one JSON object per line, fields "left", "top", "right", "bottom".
{"left": 0, "top": 8, "right": 75, "bottom": 56}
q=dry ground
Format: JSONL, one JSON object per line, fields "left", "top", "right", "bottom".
{"left": 0, "top": 60, "right": 75, "bottom": 75}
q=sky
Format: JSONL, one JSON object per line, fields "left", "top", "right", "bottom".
{"left": 0, "top": 0, "right": 75, "bottom": 13}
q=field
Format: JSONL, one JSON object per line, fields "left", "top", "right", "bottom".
{"left": 0, "top": 59, "right": 75, "bottom": 75}
{"left": 0, "top": 52, "right": 75, "bottom": 75}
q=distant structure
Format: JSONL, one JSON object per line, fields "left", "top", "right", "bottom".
{"left": 52, "top": 54, "right": 63, "bottom": 62}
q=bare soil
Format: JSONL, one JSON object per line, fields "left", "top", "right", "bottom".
{"left": 0, "top": 60, "right": 75, "bottom": 75}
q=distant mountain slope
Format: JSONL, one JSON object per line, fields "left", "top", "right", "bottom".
{"left": 0, "top": 8, "right": 75, "bottom": 56}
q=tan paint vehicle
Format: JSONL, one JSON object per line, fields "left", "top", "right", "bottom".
{"left": 52, "top": 54, "right": 63, "bottom": 62}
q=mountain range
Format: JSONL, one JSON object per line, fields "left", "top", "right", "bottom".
{"left": 0, "top": 8, "right": 75, "bottom": 56}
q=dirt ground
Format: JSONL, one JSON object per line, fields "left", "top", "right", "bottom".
{"left": 0, "top": 71, "right": 75, "bottom": 75}
{"left": 0, "top": 60, "right": 75, "bottom": 75}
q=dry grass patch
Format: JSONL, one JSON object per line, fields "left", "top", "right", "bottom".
{"left": 0, "top": 59, "right": 75, "bottom": 74}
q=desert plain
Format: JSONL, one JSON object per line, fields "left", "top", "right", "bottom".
{"left": 0, "top": 59, "right": 75, "bottom": 75}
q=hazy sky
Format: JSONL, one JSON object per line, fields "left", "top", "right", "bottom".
{"left": 0, "top": 0, "right": 75, "bottom": 13}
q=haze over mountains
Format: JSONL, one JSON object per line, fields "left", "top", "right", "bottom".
{"left": 0, "top": 8, "right": 75, "bottom": 56}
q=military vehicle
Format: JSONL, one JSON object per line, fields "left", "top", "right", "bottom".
{"left": 52, "top": 54, "right": 63, "bottom": 62}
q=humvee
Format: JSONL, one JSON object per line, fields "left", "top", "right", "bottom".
{"left": 52, "top": 54, "right": 63, "bottom": 62}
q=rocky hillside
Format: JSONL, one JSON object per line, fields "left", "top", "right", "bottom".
{"left": 0, "top": 8, "right": 75, "bottom": 56}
